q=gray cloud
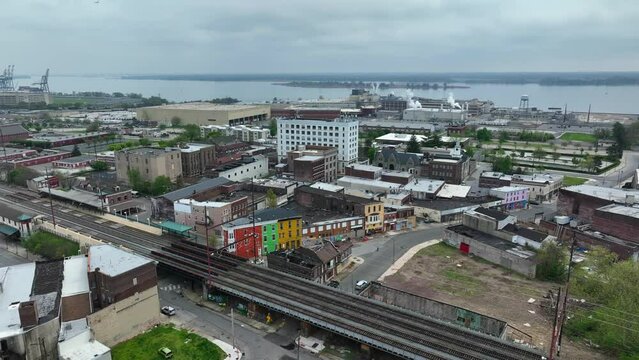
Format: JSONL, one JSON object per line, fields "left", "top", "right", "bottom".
{"left": 1, "top": 0, "right": 638, "bottom": 74}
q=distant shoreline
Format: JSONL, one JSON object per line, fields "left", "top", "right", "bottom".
{"left": 273, "top": 81, "right": 470, "bottom": 90}
{"left": 119, "top": 72, "right": 639, "bottom": 86}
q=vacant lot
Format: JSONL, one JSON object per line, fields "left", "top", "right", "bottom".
{"left": 563, "top": 176, "right": 589, "bottom": 186}
{"left": 112, "top": 325, "right": 224, "bottom": 360}
{"left": 384, "top": 242, "right": 609, "bottom": 360}
{"left": 559, "top": 132, "right": 597, "bottom": 143}
{"left": 22, "top": 231, "right": 79, "bottom": 259}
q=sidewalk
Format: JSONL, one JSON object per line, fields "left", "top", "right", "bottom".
{"left": 378, "top": 239, "right": 441, "bottom": 281}
{"left": 182, "top": 286, "right": 280, "bottom": 334}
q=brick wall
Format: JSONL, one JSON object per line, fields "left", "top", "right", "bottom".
{"left": 592, "top": 209, "right": 639, "bottom": 243}
{"left": 539, "top": 220, "right": 638, "bottom": 260}
{"left": 557, "top": 189, "right": 613, "bottom": 223}
{"left": 61, "top": 293, "right": 92, "bottom": 321}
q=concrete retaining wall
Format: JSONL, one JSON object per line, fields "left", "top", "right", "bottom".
{"left": 444, "top": 229, "right": 537, "bottom": 278}
{"left": 36, "top": 221, "right": 103, "bottom": 253}
{"left": 87, "top": 286, "right": 161, "bottom": 347}
{"left": 367, "top": 282, "right": 507, "bottom": 338}
{"left": 101, "top": 214, "right": 162, "bottom": 235}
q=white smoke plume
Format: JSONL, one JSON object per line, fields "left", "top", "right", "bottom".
{"left": 447, "top": 92, "right": 461, "bottom": 109}
{"left": 406, "top": 90, "right": 422, "bottom": 109}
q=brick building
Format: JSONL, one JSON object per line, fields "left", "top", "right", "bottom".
{"left": 287, "top": 145, "right": 338, "bottom": 183}
{"left": 156, "top": 177, "right": 236, "bottom": 219}
{"left": 0, "top": 123, "right": 29, "bottom": 143}
{"left": 115, "top": 147, "right": 183, "bottom": 182}
{"left": 88, "top": 245, "right": 157, "bottom": 309}
{"left": 173, "top": 197, "right": 249, "bottom": 237}
{"left": 345, "top": 164, "right": 383, "bottom": 180}
{"left": 179, "top": 143, "right": 216, "bottom": 177}
{"left": 295, "top": 186, "right": 384, "bottom": 233}
{"left": 479, "top": 172, "right": 512, "bottom": 188}
{"left": 8, "top": 149, "right": 72, "bottom": 168}
{"left": 52, "top": 155, "right": 95, "bottom": 169}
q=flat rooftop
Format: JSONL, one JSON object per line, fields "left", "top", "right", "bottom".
{"left": 597, "top": 203, "right": 639, "bottom": 219}
{"left": 414, "top": 197, "right": 501, "bottom": 211}
{"left": 310, "top": 182, "right": 344, "bottom": 193}
{"left": 89, "top": 245, "right": 152, "bottom": 277}
{"left": 338, "top": 176, "right": 402, "bottom": 190}
{"left": 448, "top": 225, "right": 536, "bottom": 259}
{"left": 179, "top": 143, "right": 214, "bottom": 153}
{"left": 437, "top": 184, "right": 471, "bottom": 199}
{"left": 61, "top": 256, "right": 90, "bottom": 297}
{"left": 491, "top": 186, "right": 529, "bottom": 192}
{"left": 296, "top": 155, "right": 324, "bottom": 162}
{"left": 119, "top": 147, "right": 179, "bottom": 156}
{"left": 142, "top": 102, "right": 268, "bottom": 111}
{"left": 0, "top": 263, "right": 36, "bottom": 338}
{"left": 175, "top": 198, "right": 242, "bottom": 209}
{"left": 376, "top": 133, "right": 428, "bottom": 143}
{"left": 53, "top": 155, "right": 95, "bottom": 164}
{"left": 403, "top": 179, "right": 445, "bottom": 194}
{"left": 511, "top": 173, "right": 563, "bottom": 184}
{"left": 348, "top": 164, "right": 382, "bottom": 172}
{"left": 0, "top": 147, "right": 36, "bottom": 156}
{"left": 564, "top": 185, "right": 639, "bottom": 203}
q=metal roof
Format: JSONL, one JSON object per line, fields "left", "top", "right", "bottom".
{"left": 158, "top": 221, "right": 192, "bottom": 233}
{"left": 0, "top": 123, "right": 29, "bottom": 136}
{"left": 161, "top": 177, "right": 233, "bottom": 202}
{"left": 89, "top": 245, "right": 153, "bottom": 277}
{"left": 0, "top": 225, "right": 18, "bottom": 236}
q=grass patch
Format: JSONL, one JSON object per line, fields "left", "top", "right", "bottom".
{"left": 436, "top": 268, "right": 485, "bottom": 297}
{"left": 563, "top": 176, "right": 588, "bottom": 186}
{"left": 112, "top": 324, "right": 225, "bottom": 360}
{"left": 22, "top": 231, "right": 79, "bottom": 259}
{"left": 559, "top": 132, "right": 597, "bottom": 142}
{"left": 417, "top": 242, "right": 458, "bottom": 257}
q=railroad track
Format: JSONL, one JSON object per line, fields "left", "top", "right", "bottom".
{"left": 159, "top": 241, "right": 545, "bottom": 360}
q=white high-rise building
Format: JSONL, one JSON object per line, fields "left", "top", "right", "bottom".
{"left": 277, "top": 118, "right": 359, "bottom": 174}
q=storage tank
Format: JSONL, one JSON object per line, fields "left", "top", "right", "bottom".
{"left": 554, "top": 216, "right": 570, "bottom": 225}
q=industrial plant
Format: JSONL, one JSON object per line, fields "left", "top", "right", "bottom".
{"left": 0, "top": 65, "right": 51, "bottom": 106}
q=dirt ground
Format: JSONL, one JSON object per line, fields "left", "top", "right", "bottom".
{"left": 383, "top": 243, "right": 612, "bottom": 360}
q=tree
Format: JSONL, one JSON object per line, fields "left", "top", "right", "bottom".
{"left": 138, "top": 138, "right": 151, "bottom": 146}
{"left": 6, "top": 167, "right": 38, "bottom": 187}
{"left": 269, "top": 118, "right": 277, "bottom": 136}
{"left": 580, "top": 154, "right": 596, "bottom": 173}
{"left": 266, "top": 189, "right": 278, "bottom": 208}
{"left": 71, "top": 144, "right": 82, "bottom": 157}
{"left": 498, "top": 131, "right": 509, "bottom": 144}
{"left": 170, "top": 116, "right": 182, "bottom": 128}
{"left": 566, "top": 247, "right": 639, "bottom": 358}
{"left": 206, "top": 130, "right": 223, "bottom": 139}
{"left": 158, "top": 124, "right": 167, "bottom": 130}
{"left": 612, "top": 122, "right": 628, "bottom": 150}
{"left": 208, "top": 232, "right": 218, "bottom": 247}
{"left": 476, "top": 128, "right": 492, "bottom": 142}
{"left": 422, "top": 133, "right": 443, "bottom": 148}
{"left": 464, "top": 146, "right": 475, "bottom": 158}
{"left": 150, "top": 176, "right": 172, "bottom": 196}
{"left": 406, "top": 135, "right": 421, "bottom": 153}
{"left": 90, "top": 161, "right": 109, "bottom": 171}
{"left": 127, "top": 169, "right": 143, "bottom": 190}
{"left": 86, "top": 121, "right": 100, "bottom": 133}
{"left": 535, "top": 241, "right": 568, "bottom": 281}
{"left": 367, "top": 146, "right": 377, "bottom": 163}
{"left": 182, "top": 124, "right": 201, "bottom": 141}
{"left": 492, "top": 156, "right": 513, "bottom": 174}
{"left": 532, "top": 145, "right": 546, "bottom": 165}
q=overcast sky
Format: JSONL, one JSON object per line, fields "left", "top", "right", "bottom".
{"left": 2, "top": 0, "right": 638, "bottom": 75}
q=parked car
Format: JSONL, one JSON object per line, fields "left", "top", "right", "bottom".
{"left": 158, "top": 347, "right": 173, "bottom": 358}
{"left": 161, "top": 306, "right": 176, "bottom": 316}
{"left": 355, "top": 280, "right": 369, "bottom": 291}
{"left": 327, "top": 280, "right": 340, "bottom": 288}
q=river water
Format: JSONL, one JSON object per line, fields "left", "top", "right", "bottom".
{"left": 15, "top": 75, "right": 639, "bottom": 114}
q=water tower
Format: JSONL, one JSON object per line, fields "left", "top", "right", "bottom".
{"left": 519, "top": 95, "right": 529, "bottom": 112}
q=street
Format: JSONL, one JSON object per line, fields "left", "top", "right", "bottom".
{"left": 340, "top": 225, "right": 446, "bottom": 293}
{"left": 158, "top": 276, "right": 320, "bottom": 360}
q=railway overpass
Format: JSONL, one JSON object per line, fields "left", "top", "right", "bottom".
{"left": 0, "top": 187, "right": 546, "bottom": 360}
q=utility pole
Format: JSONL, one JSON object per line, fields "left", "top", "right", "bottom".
{"left": 557, "top": 229, "right": 578, "bottom": 357}
{"left": 297, "top": 329, "right": 301, "bottom": 360}
{"left": 251, "top": 177, "right": 258, "bottom": 262}
{"left": 0, "top": 126, "right": 8, "bottom": 164}
{"left": 549, "top": 287, "right": 562, "bottom": 360}
{"left": 204, "top": 206, "right": 211, "bottom": 284}
{"left": 231, "top": 308, "right": 236, "bottom": 349}
{"left": 392, "top": 236, "right": 396, "bottom": 262}
{"left": 45, "top": 167, "right": 56, "bottom": 227}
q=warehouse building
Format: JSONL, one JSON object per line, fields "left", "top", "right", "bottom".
{"left": 136, "top": 102, "right": 270, "bottom": 126}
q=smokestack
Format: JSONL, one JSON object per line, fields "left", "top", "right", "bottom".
{"left": 18, "top": 301, "right": 38, "bottom": 328}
